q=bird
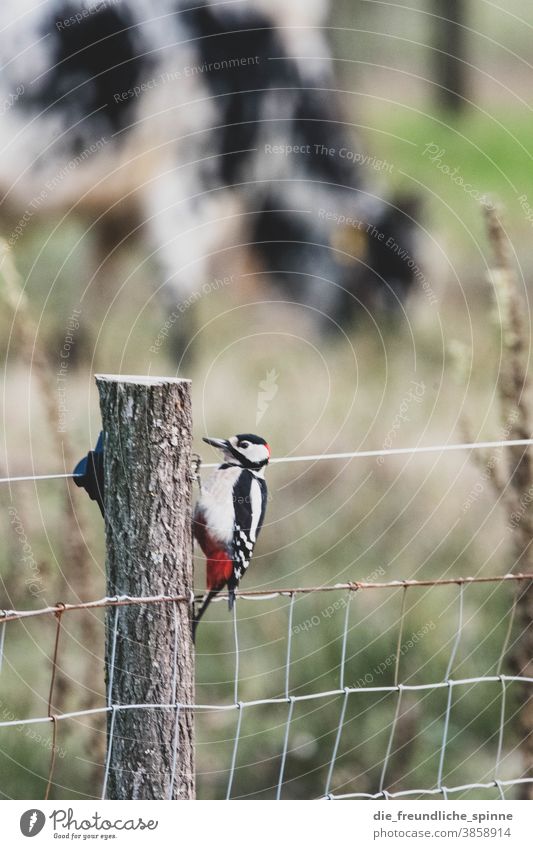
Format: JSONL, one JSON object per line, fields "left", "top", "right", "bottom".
{"left": 193, "top": 433, "right": 270, "bottom": 638}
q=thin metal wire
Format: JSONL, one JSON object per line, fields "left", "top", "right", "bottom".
{"left": 379, "top": 685, "right": 403, "bottom": 794}
{"left": 233, "top": 601, "right": 239, "bottom": 706}
{"left": 1, "top": 573, "right": 531, "bottom": 624}
{"left": 339, "top": 592, "right": 352, "bottom": 691}
{"left": 329, "top": 776, "right": 533, "bottom": 800}
{"left": 170, "top": 602, "right": 179, "bottom": 707}
{"left": 44, "top": 607, "right": 65, "bottom": 801}
{"left": 0, "top": 472, "right": 81, "bottom": 485}
{"left": 44, "top": 717, "right": 58, "bottom": 801}
{"left": 0, "top": 621, "right": 6, "bottom": 675}
{"left": 437, "top": 681, "right": 455, "bottom": 791}
{"left": 497, "top": 585, "right": 519, "bottom": 674}
{"left": 1, "top": 674, "right": 532, "bottom": 730}
{"left": 3, "top": 437, "right": 533, "bottom": 484}
{"left": 0, "top": 594, "right": 190, "bottom": 623}
{"left": 394, "top": 587, "right": 408, "bottom": 687}
{"left": 169, "top": 705, "right": 181, "bottom": 801}
{"left": 106, "top": 607, "right": 119, "bottom": 709}
{"left": 276, "top": 697, "right": 295, "bottom": 800}
{"left": 101, "top": 706, "right": 117, "bottom": 801}
{"left": 324, "top": 688, "right": 349, "bottom": 798}
{"left": 193, "top": 572, "right": 533, "bottom": 598}
{"left": 445, "top": 584, "right": 465, "bottom": 681}
{"left": 168, "top": 603, "right": 180, "bottom": 800}
{"left": 494, "top": 676, "right": 507, "bottom": 783}
{"left": 226, "top": 703, "right": 244, "bottom": 800}
{"left": 101, "top": 608, "right": 119, "bottom": 801}
{"left": 434, "top": 585, "right": 465, "bottom": 792}
{"left": 285, "top": 593, "right": 296, "bottom": 701}
{"left": 46, "top": 607, "right": 64, "bottom": 718}
{"left": 202, "top": 438, "right": 533, "bottom": 468}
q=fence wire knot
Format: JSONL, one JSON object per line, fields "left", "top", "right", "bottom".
{"left": 53, "top": 601, "right": 66, "bottom": 619}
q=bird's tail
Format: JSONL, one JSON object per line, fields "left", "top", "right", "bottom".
{"left": 192, "top": 590, "right": 218, "bottom": 642}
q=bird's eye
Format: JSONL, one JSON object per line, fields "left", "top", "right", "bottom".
{"left": 240, "top": 441, "right": 250, "bottom": 449}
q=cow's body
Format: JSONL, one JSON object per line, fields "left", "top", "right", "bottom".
{"left": 0, "top": 0, "right": 418, "bottom": 335}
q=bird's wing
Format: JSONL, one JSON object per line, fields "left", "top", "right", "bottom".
{"left": 229, "top": 472, "right": 266, "bottom": 592}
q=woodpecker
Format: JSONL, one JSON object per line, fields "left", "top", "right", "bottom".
{"left": 193, "top": 433, "right": 270, "bottom": 637}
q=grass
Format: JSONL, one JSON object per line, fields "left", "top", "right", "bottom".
{"left": 367, "top": 107, "right": 533, "bottom": 224}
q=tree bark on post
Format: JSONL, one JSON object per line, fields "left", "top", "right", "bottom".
{"left": 96, "top": 375, "right": 195, "bottom": 800}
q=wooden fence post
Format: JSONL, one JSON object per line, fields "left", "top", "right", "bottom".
{"left": 96, "top": 375, "right": 195, "bottom": 800}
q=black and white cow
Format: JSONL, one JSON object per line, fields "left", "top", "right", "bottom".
{"left": 0, "top": 0, "right": 419, "bottom": 344}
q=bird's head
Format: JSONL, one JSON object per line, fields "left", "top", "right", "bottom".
{"left": 203, "top": 433, "right": 270, "bottom": 471}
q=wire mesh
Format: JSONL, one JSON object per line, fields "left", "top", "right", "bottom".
{"left": 0, "top": 573, "right": 532, "bottom": 800}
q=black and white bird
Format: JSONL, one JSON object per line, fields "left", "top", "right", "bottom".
{"left": 193, "top": 434, "right": 270, "bottom": 637}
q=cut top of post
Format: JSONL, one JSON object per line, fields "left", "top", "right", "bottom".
{"left": 95, "top": 374, "right": 191, "bottom": 386}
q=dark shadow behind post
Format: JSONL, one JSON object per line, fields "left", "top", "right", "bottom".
{"left": 433, "top": 0, "right": 468, "bottom": 113}
{"left": 96, "top": 375, "right": 195, "bottom": 800}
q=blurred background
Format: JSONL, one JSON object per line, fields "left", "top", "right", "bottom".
{"left": 1, "top": 0, "right": 533, "bottom": 799}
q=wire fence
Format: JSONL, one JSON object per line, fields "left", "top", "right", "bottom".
{"left": 2, "top": 436, "right": 533, "bottom": 485}
{"left": 1, "top": 572, "right": 532, "bottom": 800}
{"left": 2, "top": 434, "right": 533, "bottom": 798}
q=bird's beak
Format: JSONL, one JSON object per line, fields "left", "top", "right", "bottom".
{"left": 202, "top": 437, "right": 228, "bottom": 450}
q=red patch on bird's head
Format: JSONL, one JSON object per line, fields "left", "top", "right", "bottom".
{"left": 266, "top": 443, "right": 271, "bottom": 458}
